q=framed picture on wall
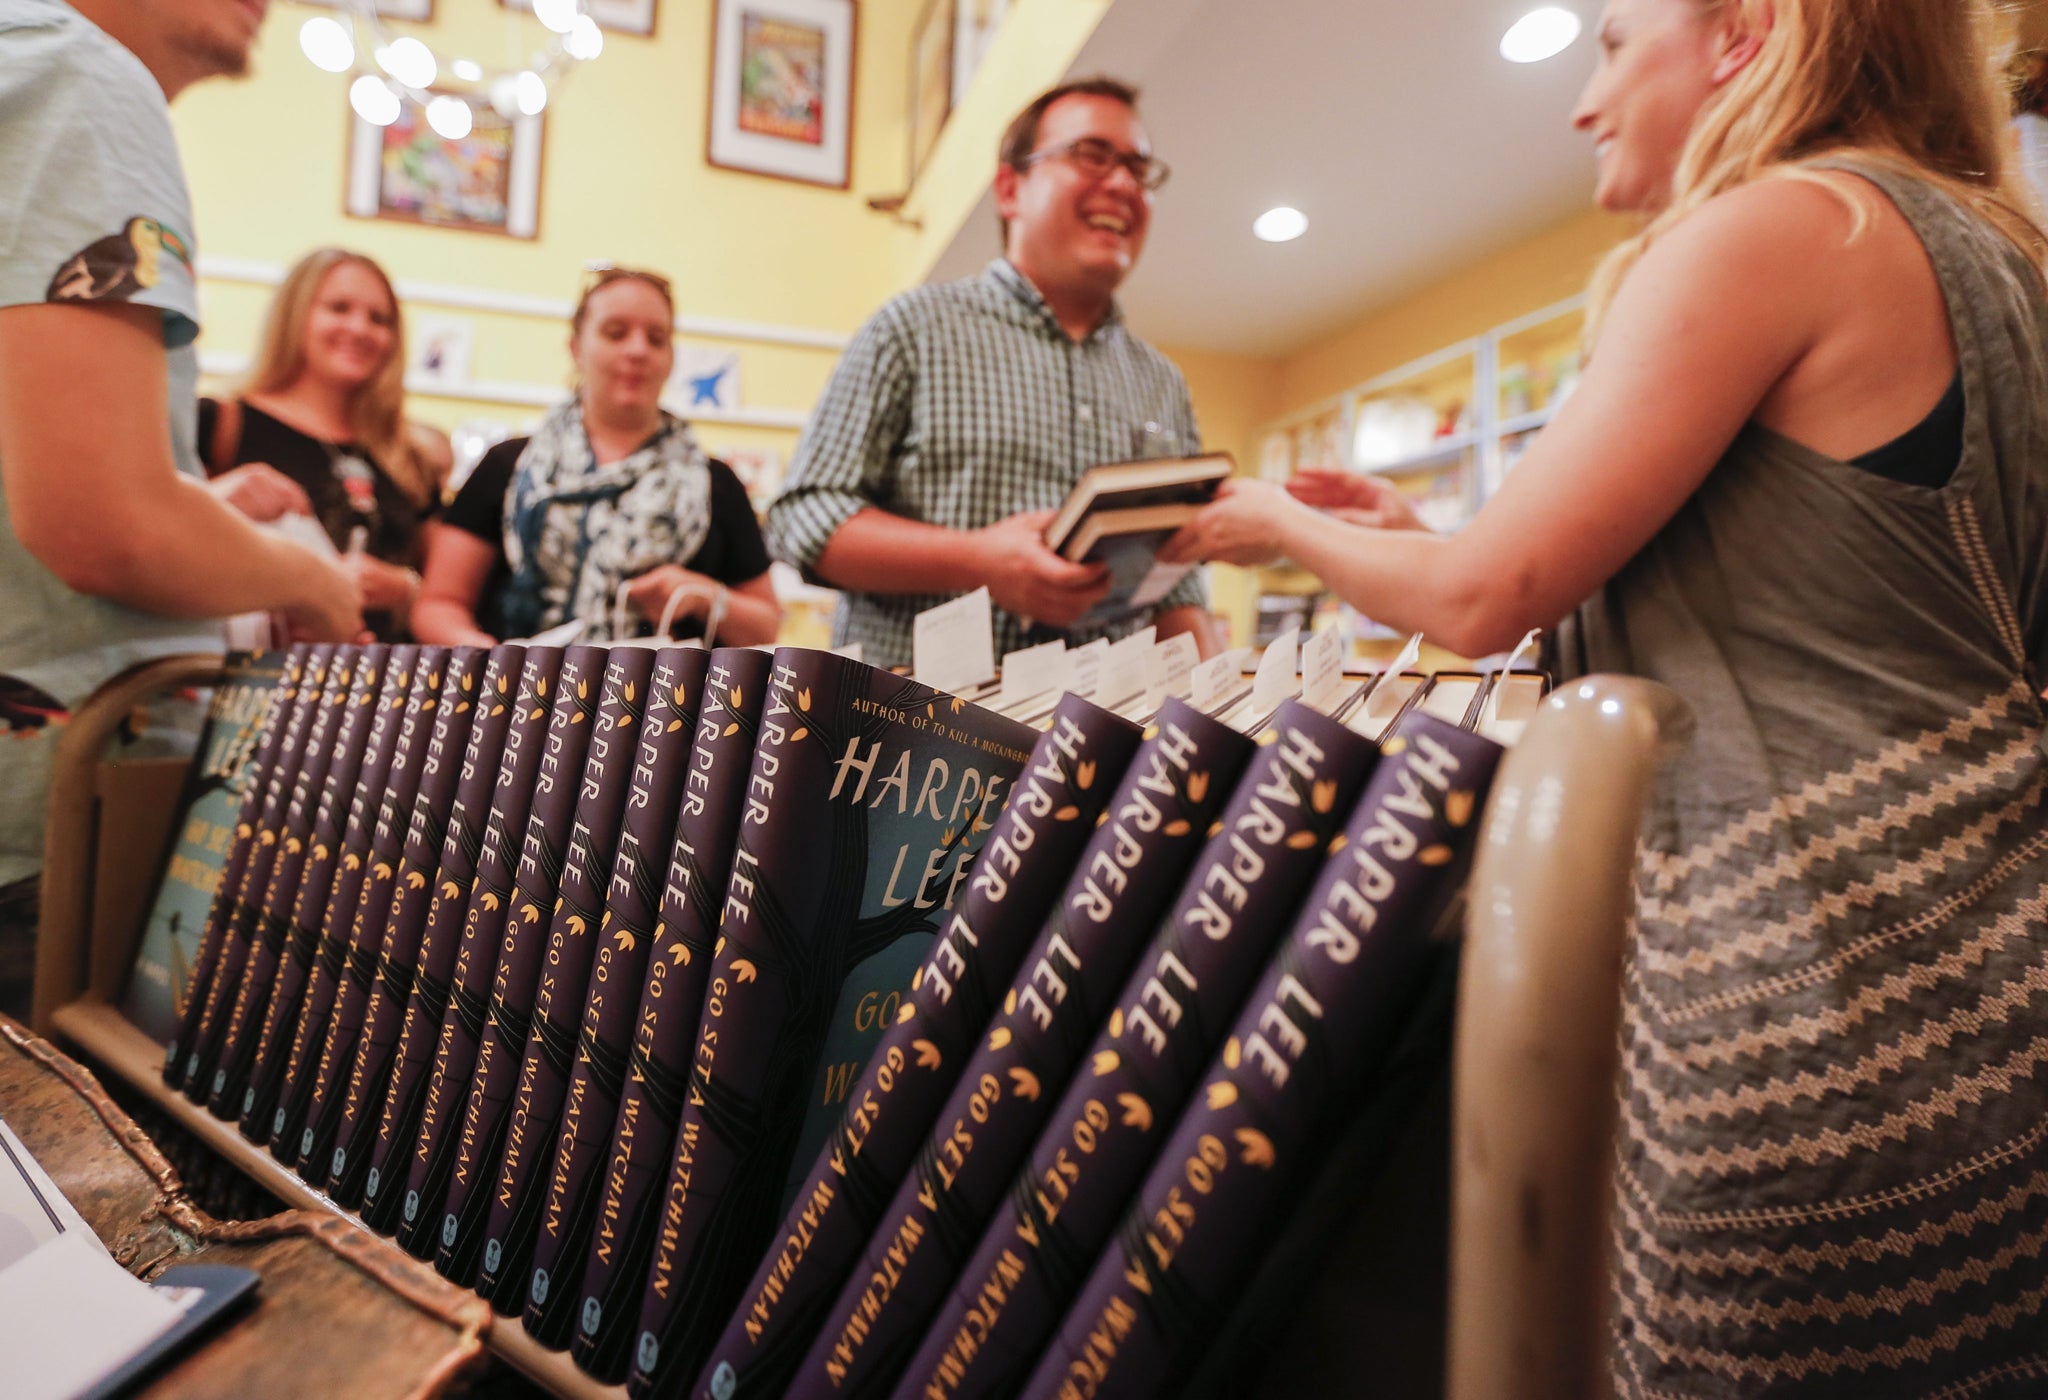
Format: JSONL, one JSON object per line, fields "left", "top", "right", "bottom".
{"left": 303, "top": 0, "right": 433, "bottom": 19}
{"left": 345, "top": 94, "right": 545, "bottom": 238}
{"left": 498, "top": 0, "right": 655, "bottom": 38}
{"left": 706, "top": 0, "right": 856, "bottom": 188}
{"left": 950, "top": 0, "right": 1006, "bottom": 108}
{"left": 909, "top": 0, "right": 952, "bottom": 182}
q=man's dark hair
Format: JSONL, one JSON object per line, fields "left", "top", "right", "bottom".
{"left": 995, "top": 76, "right": 1141, "bottom": 245}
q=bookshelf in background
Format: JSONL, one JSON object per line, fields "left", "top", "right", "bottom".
{"left": 1242, "top": 296, "right": 1585, "bottom": 652}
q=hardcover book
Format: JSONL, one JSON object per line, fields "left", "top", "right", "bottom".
{"left": 622, "top": 650, "right": 1038, "bottom": 1397}
{"left": 415, "top": 638, "right": 606, "bottom": 1277}
{"left": 895, "top": 700, "right": 1380, "bottom": 1400}
{"left": 1040, "top": 454, "right": 1231, "bottom": 557}
{"left": 355, "top": 645, "right": 532, "bottom": 1231}
{"left": 305, "top": 646, "right": 491, "bottom": 1191}
{"left": 779, "top": 698, "right": 1255, "bottom": 1400}
{"left": 1018, "top": 711, "right": 1505, "bottom": 1400}
{"left": 227, "top": 644, "right": 407, "bottom": 1132}
{"left": 164, "top": 645, "right": 322, "bottom": 1092}
{"left": 511, "top": 647, "right": 711, "bottom": 1336}
{"left": 689, "top": 693, "right": 1145, "bottom": 1400}
{"left": 439, "top": 648, "right": 654, "bottom": 1287}
{"left": 129, "top": 648, "right": 292, "bottom": 1051}
{"left": 569, "top": 649, "right": 773, "bottom": 1380}
{"left": 279, "top": 647, "right": 449, "bottom": 1169}
{"left": 180, "top": 645, "right": 352, "bottom": 1106}
{"left": 391, "top": 645, "right": 570, "bottom": 1256}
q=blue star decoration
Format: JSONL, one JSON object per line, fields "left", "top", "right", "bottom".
{"left": 687, "top": 357, "right": 737, "bottom": 407}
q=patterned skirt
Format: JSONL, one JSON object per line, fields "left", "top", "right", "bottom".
{"left": 1611, "top": 687, "right": 2048, "bottom": 1398}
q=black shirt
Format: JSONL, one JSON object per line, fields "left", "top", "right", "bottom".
{"left": 197, "top": 398, "right": 431, "bottom": 567}
{"left": 442, "top": 436, "right": 772, "bottom": 640}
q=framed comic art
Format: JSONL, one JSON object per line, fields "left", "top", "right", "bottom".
{"left": 908, "top": 0, "right": 952, "bottom": 181}
{"left": 706, "top": 0, "right": 856, "bottom": 188}
{"left": 499, "top": 0, "right": 656, "bottom": 38}
{"left": 346, "top": 94, "right": 545, "bottom": 239}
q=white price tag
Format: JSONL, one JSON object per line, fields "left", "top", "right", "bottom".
{"left": 1250, "top": 625, "right": 1301, "bottom": 715}
{"left": 1067, "top": 638, "right": 1111, "bottom": 699}
{"left": 1301, "top": 628, "right": 1344, "bottom": 709}
{"left": 1190, "top": 647, "right": 1250, "bottom": 712}
{"left": 912, "top": 588, "right": 997, "bottom": 694}
{"left": 1147, "top": 633, "right": 1200, "bottom": 704}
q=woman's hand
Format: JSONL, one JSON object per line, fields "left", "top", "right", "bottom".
{"left": 346, "top": 552, "right": 421, "bottom": 613}
{"left": 1287, "top": 468, "right": 1430, "bottom": 532}
{"left": 1159, "top": 479, "right": 1300, "bottom": 567}
{"left": 209, "top": 462, "right": 311, "bottom": 523}
{"left": 624, "top": 564, "right": 723, "bottom": 629}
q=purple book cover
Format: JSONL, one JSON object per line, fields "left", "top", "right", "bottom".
{"left": 391, "top": 645, "right": 569, "bottom": 1257}
{"left": 309, "top": 646, "right": 490, "bottom": 1195}
{"left": 781, "top": 699, "right": 1255, "bottom": 1400}
{"left": 459, "top": 648, "right": 659, "bottom": 1294}
{"left": 158, "top": 644, "right": 306, "bottom": 1085}
{"left": 355, "top": 645, "right": 530, "bottom": 1232}
{"left": 229, "top": 643, "right": 401, "bottom": 1134}
{"left": 621, "top": 650, "right": 1038, "bottom": 1398}
{"left": 171, "top": 644, "right": 331, "bottom": 1095}
{"left": 275, "top": 646, "right": 448, "bottom": 1168}
{"left": 691, "top": 695, "right": 1144, "bottom": 1400}
{"left": 895, "top": 701, "right": 1379, "bottom": 1400}
{"left": 514, "top": 647, "right": 711, "bottom": 1338}
{"left": 1017, "top": 713, "right": 1503, "bottom": 1400}
{"left": 569, "top": 649, "right": 772, "bottom": 1381}
{"left": 428, "top": 645, "right": 611, "bottom": 1280}
{"left": 186, "top": 645, "right": 355, "bottom": 1108}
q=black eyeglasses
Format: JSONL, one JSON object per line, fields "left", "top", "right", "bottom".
{"left": 1015, "top": 137, "right": 1171, "bottom": 192}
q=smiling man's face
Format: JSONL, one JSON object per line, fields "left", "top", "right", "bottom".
{"left": 996, "top": 92, "right": 1156, "bottom": 305}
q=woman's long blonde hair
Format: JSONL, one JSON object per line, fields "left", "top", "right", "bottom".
{"left": 1587, "top": 0, "right": 2048, "bottom": 344}
{"left": 240, "top": 248, "right": 433, "bottom": 507}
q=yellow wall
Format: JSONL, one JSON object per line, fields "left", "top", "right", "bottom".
{"left": 1273, "top": 206, "right": 1629, "bottom": 420}
{"left": 173, "top": 0, "right": 1103, "bottom": 463}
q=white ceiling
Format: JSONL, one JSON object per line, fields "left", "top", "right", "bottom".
{"left": 928, "top": 0, "right": 1603, "bottom": 357}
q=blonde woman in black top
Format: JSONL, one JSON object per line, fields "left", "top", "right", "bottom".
{"left": 200, "top": 248, "right": 439, "bottom": 638}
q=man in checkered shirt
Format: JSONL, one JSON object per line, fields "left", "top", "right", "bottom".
{"left": 765, "top": 77, "right": 1215, "bottom": 670}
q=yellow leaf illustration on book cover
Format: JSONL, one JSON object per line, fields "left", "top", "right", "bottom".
{"left": 733, "top": 959, "right": 758, "bottom": 984}
{"left": 1093, "top": 1050, "right": 1119, "bottom": 1076}
{"left": 1312, "top": 779, "right": 1338, "bottom": 815}
{"left": 1206, "top": 1080, "right": 1237, "bottom": 1110}
{"left": 1286, "top": 830, "right": 1318, "bottom": 850}
{"left": 1008, "top": 1068, "right": 1041, "bottom": 1102}
{"left": 988, "top": 1026, "right": 1012, "bottom": 1051}
{"left": 1076, "top": 760, "right": 1096, "bottom": 791}
{"left": 1236, "top": 1127, "right": 1276, "bottom": 1169}
{"left": 913, "top": 1039, "right": 941, "bottom": 1070}
{"left": 1118, "top": 1094, "right": 1152, "bottom": 1131}
{"left": 897, "top": 1001, "right": 916, "bottom": 1024}
{"left": 1446, "top": 790, "right": 1476, "bottom": 829}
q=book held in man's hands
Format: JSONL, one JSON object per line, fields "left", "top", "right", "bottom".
{"left": 1040, "top": 453, "right": 1231, "bottom": 627}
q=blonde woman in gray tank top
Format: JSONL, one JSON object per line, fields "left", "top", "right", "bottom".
{"left": 1166, "top": 0, "right": 2048, "bottom": 1393}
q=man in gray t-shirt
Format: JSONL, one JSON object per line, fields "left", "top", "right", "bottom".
{"left": 0, "top": 0, "right": 361, "bottom": 1018}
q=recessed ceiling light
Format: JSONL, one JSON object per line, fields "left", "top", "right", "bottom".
{"left": 1254, "top": 207, "right": 1308, "bottom": 243}
{"left": 1501, "top": 7, "right": 1582, "bottom": 64}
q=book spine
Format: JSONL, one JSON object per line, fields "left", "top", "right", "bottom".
{"left": 569, "top": 648, "right": 772, "bottom": 1381}
{"left": 460, "top": 648, "right": 657, "bottom": 1295}
{"left": 162, "top": 644, "right": 307, "bottom": 1086}
{"left": 391, "top": 645, "right": 568, "bottom": 1256}
{"left": 315, "top": 646, "right": 491, "bottom": 1202}
{"left": 355, "top": 645, "right": 529, "bottom": 1231}
{"left": 515, "top": 647, "right": 712, "bottom": 1339}
{"left": 691, "top": 693, "right": 1145, "bottom": 1400}
{"left": 895, "top": 702, "right": 1379, "bottom": 1400}
{"left": 182, "top": 645, "right": 350, "bottom": 1106}
{"left": 624, "top": 651, "right": 1039, "bottom": 1398}
{"left": 781, "top": 699, "right": 1254, "bottom": 1400}
{"left": 282, "top": 646, "right": 449, "bottom": 1171}
{"left": 232, "top": 645, "right": 405, "bottom": 1135}
{"left": 1016, "top": 714, "right": 1503, "bottom": 1400}
{"left": 426, "top": 644, "right": 615, "bottom": 1281}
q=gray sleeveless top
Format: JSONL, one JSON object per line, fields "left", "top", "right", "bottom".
{"left": 1567, "top": 161, "right": 2048, "bottom": 1397}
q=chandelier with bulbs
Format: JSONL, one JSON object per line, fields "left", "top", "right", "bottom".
{"left": 299, "top": 0, "right": 604, "bottom": 139}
